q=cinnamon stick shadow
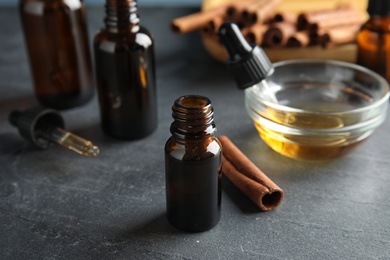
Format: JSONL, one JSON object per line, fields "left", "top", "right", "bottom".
{"left": 222, "top": 174, "right": 264, "bottom": 213}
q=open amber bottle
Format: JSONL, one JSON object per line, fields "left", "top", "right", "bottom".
{"left": 19, "top": 0, "right": 94, "bottom": 109}
{"left": 165, "top": 95, "right": 222, "bottom": 232}
{"left": 93, "top": 0, "right": 157, "bottom": 139}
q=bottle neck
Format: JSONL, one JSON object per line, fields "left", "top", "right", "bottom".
{"left": 367, "top": 0, "right": 390, "bottom": 18}
{"left": 104, "top": 0, "right": 140, "bottom": 33}
{"left": 170, "top": 95, "right": 216, "bottom": 143}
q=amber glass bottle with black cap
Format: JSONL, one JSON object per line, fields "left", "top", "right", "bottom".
{"left": 165, "top": 95, "right": 222, "bottom": 232}
{"left": 93, "top": 0, "right": 157, "bottom": 139}
{"left": 357, "top": 0, "right": 390, "bottom": 82}
{"left": 19, "top": 0, "right": 94, "bottom": 109}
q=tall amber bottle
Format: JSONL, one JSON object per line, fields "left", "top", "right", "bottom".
{"left": 357, "top": 0, "right": 390, "bottom": 82}
{"left": 93, "top": 0, "right": 157, "bottom": 139}
{"left": 165, "top": 95, "right": 222, "bottom": 232}
{"left": 19, "top": 0, "right": 94, "bottom": 109}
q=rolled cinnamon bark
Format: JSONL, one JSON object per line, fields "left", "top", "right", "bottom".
{"left": 242, "top": 23, "right": 268, "bottom": 45}
{"left": 297, "top": 5, "right": 360, "bottom": 30}
{"left": 263, "top": 22, "right": 297, "bottom": 47}
{"left": 171, "top": 5, "right": 227, "bottom": 34}
{"left": 219, "top": 135, "right": 284, "bottom": 211}
{"left": 203, "top": 16, "right": 225, "bottom": 35}
{"left": 319, "top": 25, "right": 360, "bottom": 48}
{"left": 309, "top": 13, "right": 366, "bottom": 32}
{"left": 271, "top": 12, "right": 298, "bottom": 24}
{"left": 286, "top": 31, "right": 311, "bottom": 47}
{"left": 242, "top": 0, "right": 282, "bottom": 25}
{"left": 225, "top": 1, "right": 254, "bottom": 23}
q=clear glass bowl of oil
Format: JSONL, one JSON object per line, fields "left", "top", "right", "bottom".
{"left": 245, "top": 60, "right": 389, "bottom": 161}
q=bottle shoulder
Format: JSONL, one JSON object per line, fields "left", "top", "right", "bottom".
{"left": 360, "top": 17, "right": 390, "bottom": 33}
{"left": 165, "top": 136, "right": 222, "bottom": 161}
{"left": 20, "top": 0, "right": 83, "bottom": 11}
{"left": 94, "top": 27, "right": 154, "bottom": 52}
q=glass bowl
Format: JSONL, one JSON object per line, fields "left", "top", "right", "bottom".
{"left": 245, "top": 60, "right": 389, "bottom": 161}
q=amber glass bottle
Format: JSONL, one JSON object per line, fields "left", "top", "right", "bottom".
{"left": 165, "top": 95, "right": 222, "bottom": 232}
{"left": 93, "top": 0, "right": 157, "bottom": 139}
{"left": 19, "top": 0, "right": 94, "bottom": 109}
{"left": 357, "top": 0, "right": 390, "bottom": 82}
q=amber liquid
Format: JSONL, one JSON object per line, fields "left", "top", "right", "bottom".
{"left": 94, "top": 28, "right": 157, "bottom": 139}
{"left": 20, "top": 1, "right": 94, "bottom": 109}
{"left": 255, "top": 121, "right": 367, "bottom": 161}
{"left": 165, "top": 154, "right": 222, "bottom": 232}
{"left": 254, "top": 85, "right": 374, "bottom": 160}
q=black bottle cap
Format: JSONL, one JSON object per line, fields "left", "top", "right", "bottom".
{"left": 367, "top": 0, "right": 390, "bottom": 16}
{"left": 218, "top": 22, "right": 274, "bottom": 89}
{"left": 9, "top": 107, "right": 65, "bottom": 149}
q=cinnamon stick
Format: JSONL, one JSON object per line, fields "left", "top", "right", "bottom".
{"left": 309, "top": 12, "right": 366, "bottom": 32}
{"left": 271, "top": 12, "right": 298, "bottom": 24}
{"left": 225, "top": 1, "right": 254, "bottom": 23}
{"left": 287, "top": 31, "right": 311, "bottom": 47}
{"left": 297, "top": 5, "right": 361, "bottom": 30}
{"left": 202, "top": 15, "right": 225, "bottom": 36}
{"left": 171, "top": 5, "right": 227, "bottom": 34}
{"left": 263, "top": 22, "right": 297, "bottom": 47}
{"left": 242, "top": 23, "right": 268, "bottom": 45}
{"left": 319, "top": 25, "right": 360, "bottom": 48}
{"left": 219, "top": 135, "right": 284, "bottom": 211}
{"left": 242, "top": 0, "right": 282, "bottom": 25}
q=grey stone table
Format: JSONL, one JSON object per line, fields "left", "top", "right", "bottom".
{"left": 1, "top": 5, "right": 390, "bottom": 260}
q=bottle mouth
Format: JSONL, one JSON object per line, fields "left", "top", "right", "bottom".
{"left": 175, "top": 95, "right": 211, "bottom": 110}
{"left": 170, "top": 95, "right": 216, "bottom": 139}
{"left": 172, "top": 95, "right": 213, "bottom": 122}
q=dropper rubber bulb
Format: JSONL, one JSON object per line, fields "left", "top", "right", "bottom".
{"left": 218, "top": 22, "right": 274, "bottom": 90}
{"left": 219, "top": 22, "right": 253, "bottom": 62}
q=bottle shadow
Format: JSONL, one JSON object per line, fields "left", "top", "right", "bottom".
{"left": 107, "top": 212, "right": 194, "bottom": 246}
{"left": 222, "top": 175, "right": 263, "bottom": 214}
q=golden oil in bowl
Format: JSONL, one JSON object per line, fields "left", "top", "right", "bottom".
{"left": 245, "top": 60, "right": 389, "bottom": 161}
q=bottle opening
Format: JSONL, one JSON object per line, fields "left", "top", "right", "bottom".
{"left": 175, "top": 95, "right": 210, "bottom": 109}
{"left": 171, "top": 95, "right": 215, "bottom": 137}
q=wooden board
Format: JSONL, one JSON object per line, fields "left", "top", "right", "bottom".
{"left": 202, "top": 36, "right": 358, "bottom": 63}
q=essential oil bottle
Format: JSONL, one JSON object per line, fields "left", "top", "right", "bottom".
{"left": 357, "top": 0, "right": 390, "bottom": 82}
{"left": 19, "top": 0, "right": 94, "bottom": 109}
{"left": 93, "top": 0, "right": 157, "bottom": 139}
{"left": 165, "top": 95, "right": 222, "bottom": 232}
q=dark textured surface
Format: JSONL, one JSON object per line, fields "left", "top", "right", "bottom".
{"left": 1, "top": 5, "right": 390, "bottom": 260}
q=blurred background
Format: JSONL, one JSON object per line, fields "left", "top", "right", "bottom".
{"left": 0, "top": 0, "right": 200, "bottom": 6}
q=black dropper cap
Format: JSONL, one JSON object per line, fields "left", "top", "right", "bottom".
{"left": 9, "top": 107, "right": 65, "bottom": 149}
{"left": 218, "top": 22, "right": 274, "bottom": 89}
{"left": 367, "top": 0, "right": 390, "bottom": 16}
